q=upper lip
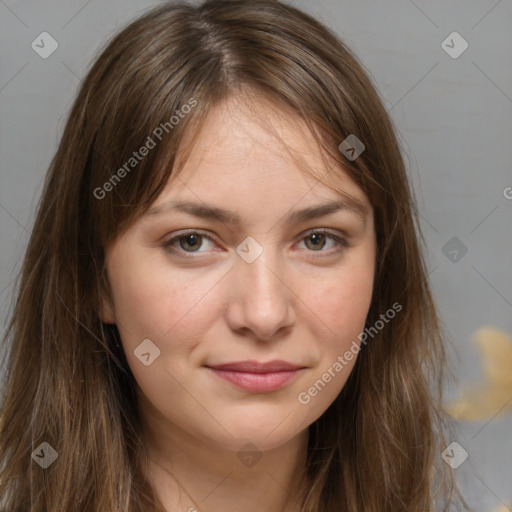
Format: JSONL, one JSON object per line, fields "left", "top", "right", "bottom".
{"left": 207, "top": 360, "right": 304, "bottom": 373}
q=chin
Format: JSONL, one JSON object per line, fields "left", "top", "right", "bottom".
{"left": 215, "top": 432, "right": 303, "bottom": 454}
{"left": 213, "top": 415, "right": 309, "bottom": 452}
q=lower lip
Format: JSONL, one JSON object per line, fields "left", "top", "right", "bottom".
{"left": 208, "top": 368, "right": 301, "bottom": 392}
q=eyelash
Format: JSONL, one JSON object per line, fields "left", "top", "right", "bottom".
{"left": 162, "top": 229, "right": 349, "bottom": 258}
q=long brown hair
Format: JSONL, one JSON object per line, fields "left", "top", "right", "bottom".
{"left": 0, "top": 0, "right": 467, "bottom": 510}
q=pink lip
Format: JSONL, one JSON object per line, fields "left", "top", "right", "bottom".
{"left": 207, "top": 360, "right": 304, "bottom": 392}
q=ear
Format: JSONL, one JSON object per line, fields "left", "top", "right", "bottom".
{"left": 98, "top": 272, "right": 116, "bottom": 324}
{"left": 99, "top": 293, "right": 116, "bottom": 324}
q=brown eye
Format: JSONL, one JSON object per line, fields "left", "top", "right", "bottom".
{"left": 179, "top": 233, "right": 203, "bottom": 252}
{"left": 297, "top": 230, "right": 348, "bottom": 256}
{"left": 304, "top": 232, "right": 327, "bottom": 251}
{"left": 163, "top": 231, "right": 216, "bottom": 255}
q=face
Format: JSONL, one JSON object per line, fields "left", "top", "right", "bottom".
{"left": 101, "top": 94, "right": 376, "bottom": 453}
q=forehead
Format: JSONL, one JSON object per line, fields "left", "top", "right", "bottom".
{"left": 156, "top": 92, "right": 371, "bottom": 211}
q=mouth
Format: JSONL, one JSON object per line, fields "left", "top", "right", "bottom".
{"left": 206, "top": 360, "right": 305, "bottom": 393}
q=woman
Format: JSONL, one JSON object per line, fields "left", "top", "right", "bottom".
{"left": 0, "top": 0, "right": 467, "bottom": 510}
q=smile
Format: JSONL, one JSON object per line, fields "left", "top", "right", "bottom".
{"left": 206, "top": 360, "right": 305, "bottom": 392}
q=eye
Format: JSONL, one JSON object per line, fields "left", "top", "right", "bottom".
{"left": 296, "top": 230, "right": 348, "bottom": 254}
{"left": 163, "top": 231, "right": 217, "bottom": 254}
{"left": 162, "top": 229, "right": 349, "bottom": 258}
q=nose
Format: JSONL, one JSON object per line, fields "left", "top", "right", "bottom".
{"left": 225, "top": 247, "right": 296, "bottom": 341}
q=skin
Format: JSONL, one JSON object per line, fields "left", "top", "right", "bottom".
{"left": 101, "top": 94, "right": 376, "bottom": 512}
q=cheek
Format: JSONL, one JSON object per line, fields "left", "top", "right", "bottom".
{"left": 297, "top": 246, "right": 375, "bottom": 413}
{"left": 293, "top": 264, "right": 373, "bottom": 418}
{"left": 306, "top": 257, "right": 375, "bottom": 342}
{"left": 106, "top": 253, "right": 221, "bottom": 351}
{"left": 106, "top": 259, "right": 218, "bottom": 405}
{"left": 321, "top": 279, "right": 371, "bottom": 329}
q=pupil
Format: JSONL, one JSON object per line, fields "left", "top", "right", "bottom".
{"left": 181, "top": 234, "right": 200, "bottom": 251}
{"left": 308, "top": 233, "right": 325, "bottom": 250}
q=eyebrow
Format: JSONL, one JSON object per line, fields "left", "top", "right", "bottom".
{"left": 147, "top": 197, "right": 369, "bottom": 225}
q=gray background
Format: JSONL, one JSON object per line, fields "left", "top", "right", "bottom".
{"left": 1, "top": 1, "right": 511, "bottom": 510}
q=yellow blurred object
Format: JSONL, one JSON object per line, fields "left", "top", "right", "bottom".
{"left": 446, "top": 326, "right": 512, "bottom": 421}
{"left": 492, "top": 506, "right": 512, "bottom": 512}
